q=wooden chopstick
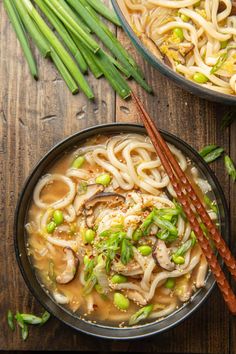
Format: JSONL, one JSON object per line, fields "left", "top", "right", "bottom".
{"left": 131, "top": 92, "right": 236, "bottom": 315}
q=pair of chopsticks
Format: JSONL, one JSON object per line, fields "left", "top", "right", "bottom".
{"left": 131, "top": 92, "right": 236, "bottom": 315}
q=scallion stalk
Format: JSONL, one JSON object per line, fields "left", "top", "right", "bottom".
{"left": 20, "top": 0, "right": 94, "bottom": 98}
{"left": 50, "top": 49, "right": 79, "bottom": 94}
{"left": 70, "top": 31, "right": 102, "bottom": 78}
{"left": 86, "top": 0, "right": 121, "bottom": 26}
{"left": 95, "top": 49, "right": 131, "bottom": 99}
{"left": 13, "top": 0, "right": 50, "bottom": 58}
{"left": 67, "top": 0, "right": 152, "bottom": 92}
{"left": 34, "top": 0, "right": 87, "bottom": 73}
{"left": 43, "top": 0, "right": 99, "bottom": 53}
{"left": 3, "top": 0, "right": 38, "bottom": 79}
{"left": 104, "top": 52, "right": 131, "bottom": 78}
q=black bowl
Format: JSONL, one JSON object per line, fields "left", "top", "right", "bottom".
{"left": 111, "top": 1, "right": 236, "bottom": 106}
{"left": 14, "top": 123, "right": 229, "bottom": 339}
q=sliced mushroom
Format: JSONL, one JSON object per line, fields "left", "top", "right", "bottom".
{"left": 126, "top": 290, "right": 147, "bottom": 306}
{"left": 73, "top": 184, "right": 104, "bottom": 215}
{"left": 84, "top": 192, "right": 125, "bottom": 228}
{"left": 152, "top": 240, "right": 175, "bottom": 271}
{"left": 56, "top": 247, "right": 79, "bottom": 284}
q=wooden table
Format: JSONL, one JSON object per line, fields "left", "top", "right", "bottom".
{"left": 0, "top": 1, "right": 235, "bottom": 352}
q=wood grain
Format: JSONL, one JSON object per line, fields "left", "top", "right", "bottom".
{"left": 0, "top": 0, "right": 235, "bottom": 352}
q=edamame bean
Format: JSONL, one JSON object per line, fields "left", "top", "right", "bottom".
{"left": 47, "top": 221, "right": 56, "bottom": 234}
{"left": 133, "top": 228, "right": 143, "bottom": 241}
{"left": 193, "top": 72, "right": 209, "bottom": 84}
{"left": 53, "top": 210, "right": 64, "bottom": 226}
{"left": 114, "top": 292, "right": 130, "bottom": 310}
{"left": 95, "top": 173, "right": 111, "bottom": 186}
{"left": 85, "top": 229, "right": 95, "bottom": 244}
{"left": 172, "top": 254, "right": 185, "bottom": 265}
{"left": 180, "top": 14, "right": 189, "bottom": 22}
{"left": 72, "top": 156, "right": 85, "bottom": 168}
{"left": 138, "top": 245, "right": 152, "bottom": 256}
{"left": 165, "top": 278, "right": 175, "bottom": 289}
{"left": 173, "top": 28, "right": 184, "bottom": 41}
{"left": 111, "top": 274, "right": 127, "bottom": 284}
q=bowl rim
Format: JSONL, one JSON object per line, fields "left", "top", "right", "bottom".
{"left": 111, "top": 0, "right": 236, "bottom": 105}
{"left": 14, "top": 123, "right": 229, "bottom": 340}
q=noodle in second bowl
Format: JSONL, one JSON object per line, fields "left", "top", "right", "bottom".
{"left": 117, "top": 0, "right": 236, "bottom": 96}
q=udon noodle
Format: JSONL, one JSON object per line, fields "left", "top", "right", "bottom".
{"left": 118, "top": 0, "right": 236, "bottom": 95}
{"left": 26, "top": 134, "right": 217, "bottom": 327}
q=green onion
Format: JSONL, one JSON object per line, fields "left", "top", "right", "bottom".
{"left": 20, "top": 0, "right": 93, "bottom": 98}
{"left": 221, "top": 110, "right": 236, "bottom": 129}
{"left": 95, "top": 49, "right": 132, "bottom": 98}
{"left": 121, "top": 239, "right": 133, "bottom": 265}
{"left": 210, "top": 52, "right": 228, "bottom": 75}
{"left": 13, "top": 0, "right": 50, "bottom": 58}
{"left": 67, "top": 0, "right": 152, "bottom": 92}
{"left": 40, "top": 311, "right": 51, "bottom": 325}
{"left": 129, "top": 304, "right": 153, "bottom": 325}
{"left": 103, "top": 51, "right": 131, "bottom": 78}
{"left": 57, "top": 0, "right": 92, "bottom": 34}
{"left": 193, "top": 72, "right": 208, "bottom": 84}
{"left": 34, "top": 0, "right": 87, "bottom": 73}
{"left": 224, "top": 155, "right": 236, "bottom": 182}
{"left": 20, "top": 314, "right": 43, "bottom": 325}
{"left": 86, "top": 0, "right": 121, "bottom": 26}
{"left": 220, "top": 40, "right": 228, "bottom": 49}
{"left": 15, "top": 312, "right": 28, "bottom": 341}
{"left": 43, "top": 0, "right": 99, "bottom": 53}
{"left": 3, "top": 0, "right": 38, "bottom": 79}
{"left": 83, "top": 273, "right": 97, "bottom": 295}
{"left": 87, "top": 49, "right": 132, "bottom": 99}
{"left": 153, "top": 215, "right": 178, "bottom": 237}
{"left": 203, "top": 147, "right": 224, "bottom": 163}
{"left": 199, "top": 145, "right": 218, "bottom": 157}
{"left": 7, "top": 310, "right": 15, "bottom": 331}
{"left": 204, "top": 195, "right": 218, "bottom": 213}
{"left": 70, "top": 32, "right": 103, "bottom": 79}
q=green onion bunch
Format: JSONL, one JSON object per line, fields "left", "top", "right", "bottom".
{"left": 4, "top": 0, "right": 152, "bottom": 99}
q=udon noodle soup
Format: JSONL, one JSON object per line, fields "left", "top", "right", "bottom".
{"left": 26, "top": 134, "right": 218, "bottom": 327}
{"left": 118, "top": 0, "right": 236, "bottom": 95}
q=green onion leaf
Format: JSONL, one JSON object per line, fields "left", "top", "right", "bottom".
{"left": 210, "top": 52, "right": 228, "bottom": 75}
{"left": 3, "top": 0, "right": 38, "bottom": 79}
{"left": 121, "top": 239, "right": 133, "bottom": 265}
{"left": 204, "top": 195, "right": 218, "bottom": 213}
{"left": 203, "top": 147, "right": 224, "bottom": 163}
{"left": 20, "top": 314, "right": 42, "bottom": 325}
{"left": 199, "top": 145, "right": 218, "bottom": 158}
{"left": 86, "top": 0, "right": 121, "bottom": 26}
{"left": 129, "top": 304, "right": 153, "bottom": 325}
{"left": 224, "top": 155, "right": 236, "bottom": 182}
{"left": 220, "top": 110, "right": 236, "bottom": 129}
{"left": 7, "top": 310, "right": 15, "bottom": 331}
{"left": 40, "top": 311, "right": 51, "bottom": 325}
